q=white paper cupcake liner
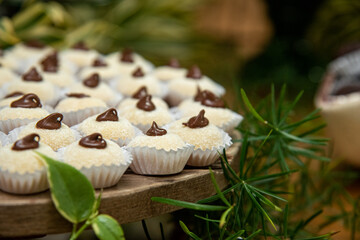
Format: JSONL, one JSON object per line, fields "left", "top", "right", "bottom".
{"left": 186, "top": 130, "right": 232, "bottom": 167}
{"left": 0, "top": 131, "right": 7, "bottom": 146}
{"left": 0, "top": 117, "right": 43, "bottom": 134}
{"left": 60, "top": 106, "right": 108, "bottom": 127}
{"left": 0, "top": 168, "right": 48, "bottom": 194}
{"left": 127, "top": 143, "right": 194, "bottom": 175}
{"left": 58, "top": 148, "right": 132, "bottom": 189}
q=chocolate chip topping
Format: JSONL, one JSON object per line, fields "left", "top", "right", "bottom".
{"left": 40, "top": 52, "right": 58, "bottom": 73}
{"left": 168, "top": 58, "right": 180, "bottom": 68}
{"left": 132, "top": 67, "right": 145, "bottom": 78}
{"left": 5, "top": 91, "right": 23, "bottom": 98}
{"left": 22, "top": 67, "right": 43, "bottom": 82}
{"left": 83, "top": 73, "right": 100, "bottom": 88}
{"left": 194, "top": 87, "right": 203, "bottom": 102}
{"left": 10, "top": 93, "right": 42, "bottom": 108}
{"left": 92, "top": 58, "right": 107, "bottom": 67}
{"left": 186, "top": 65, "right": 202, "bottom": 79}
{"left": 66, "top": 93, "right": 90, "bottom": 98}
{"left": 132, "top": 86, "right": 148, "bottom": 99}
{"left": 72, "top": 41, "right": 89, "bottom": 51}
{"left": 12, "top": 133, "right": 40, "bottom": 151}
{"left": 36, "top": 113, "right": 63, "bottom": 130}
{"left": 96, "top": 108, "right": 118, "bottom": 122}
{"left": 120, "top": 48, "right": 134, "bottom": 63}
{"left": 136, "top": 95, "right": 156, "bottom": 112}
{"left": 25, "top": 40, "right": 46, "bottom": 49}
{"left": 183, "top": 109, "right": 209, "bottom": 128}
{"left": 332, "top": 84, "right": 360, "bottom": 96}
{"left": 79, "top": 133, "right": 107, "bottom": 149}
{"left": 146, "top": 121, "right": 167, "bottom": 136}
{"left": 194, "top": 88, "right": 224, "bottom": 108}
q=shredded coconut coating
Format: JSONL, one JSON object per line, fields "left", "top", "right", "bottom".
{"left": 69, "top": 82, "right": 116, "bottom": 103}
{"left": 168, "top": 118, "right": 224, "bottom": 150}
{"left": 178, "top": 100, "right": 235, "bottom": 127}
{"left": 154, "top": 66, "right": 186, "bottom": 81}
{"left": 128, "top": 134, "right": 186, "bottom": 151}
{"left": 42, "top": 71, "right": 75, "bottom": 87}
{"left": 78, "top": 115, "right": 135, "bottom": 141}
{"left": 18, "top": 122, "right": 76, "bottom": 150}
{"left": 0, "top": 96, "right": 22, "bottom": 107}
{"left": 10, "top": 43, "right": 52, "bottom": 59}
{"left": 106, "top": 52, "right": 153, "bottom": 74}
{"left": 7, "top": 80, "right": 56, "bottom": 102}
{"left": 168, "top": 77, "right": 223, "bottom": 98}
{"left": 120, "top": 106, "right": 172, "bottom": 126}
{"left": 0, "top": 143, "right": 56, "bottom": 174}
{"left": 60, "top": 49, "right": 98, "bottom": 67}
{"left": 79, "top": 66, "right": 118, "bottom": 81}
{"left": 63, "top": 139, "right": 126, "bottom": 169}
{"left": 0, "top": 107, "right": 49, "bottom": 120}
{"left": 0, "top": 68, "right": 17, "bottom": 86}
{"left": 116, "top": 76, "right": 162, "bottom": 97}
{"left": 55, "top": 97, "right": 107, "bottom": 112}
{"left": 118, "top": 97, "right": 168, "bottom": 112}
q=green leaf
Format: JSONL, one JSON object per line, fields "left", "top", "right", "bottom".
{"left": 244, "top": 184, "right": 277, "bottom": 231}
{"left": 179, "top": 221, "right": 202, "bottom": 240}
{"left": 92, "top": 214, "right": 125, "bottom": 240}
{"left": 225, "top": 230, "right": 245, "bottom": 240}
{"left": 245, "top": 229, "right": 262, "bottom": 240}
{"left": 220, "top": 206, "right": 233, "bottom": 228}
{"left": 241, "top": 89, "right": 267, "bottom": 124}
{"left": 37, "top": 152, "right": 95, "bottom": 224}
{"left": 209, "top": 168, "right": 231, "bottom": 207}
{"left": 194, "top": 214, "right": 221, "bottom": 223}
{"left": 152, "top": 197, "right": 228, "bottom": 211}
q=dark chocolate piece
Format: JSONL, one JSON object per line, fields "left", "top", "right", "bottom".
{"left": 186, "top": 65, "right": 202, "bottom": 79}
{"left": 196, "top": 89, "right": 224, "bottom": 108}
{"left": 168, "top": 58, "right": 180, "bottom": 68}
{"left": 22, "top": 67, "right": 43, "bottom": 82}
{"left": 72, "top": 41, "right": 89, "bottom": 51}
{"left": 132, "top": 86, "right": 148, "bottom": 99}
{"left": 194, "top": 86, "right": 203, "bottom": 102}
{"left": 25, "top": 40, "right": 45, "bottom": 49}
{"left": 132, "top": 67, "right": 144, "bottom": 78}
{"left": 40, "top": 52, "right": 58, "bottom": 72}
{"left": 332, "top": 84, "right": 360, "bottom": 96}
{"left": 66, "top": 93, "right": 90, "bottom": 98}
{"left": 36, "top": 113, "right": 63, "bottom": 130}
{"left": 120, "top": 48, "right": 134, "bottom": 63}
{"left": 136, "top": 95, "right": 155, "bottom": 112}
{"left": 12, "top": 133, "right": 40, "bottom": 151}
{"left": 5, "top": 92, "right": 23, "bottom": 98}
{"left": 92, "top": 58, "right": 107, "bottom": 67}
{"left": 79, "top": 133, "right": 107, "bottom": 149}
{"left": 10, "top": 93, "right": 42, "bottom": 108}
{"left": 96, "top": 108, "right": 118, "bottom": 122}
{"left": 83, "top": 73, "right": 100, "bottom": 88}
{"left": 146, "top": 121, "right": 167, "bottom": 136}
{"left": 183, "top": 109, "right": 209, "bottom": 128}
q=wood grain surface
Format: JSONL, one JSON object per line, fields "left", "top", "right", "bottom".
{"left": 0, "top": 136, "right": 241, "bottom": 238}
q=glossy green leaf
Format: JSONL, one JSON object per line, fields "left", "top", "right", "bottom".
{"left": 92, "top": 214, "right": 125, "bottom": 240}
{"left": 37, "top": 152, "right": 95, "bottom": 224}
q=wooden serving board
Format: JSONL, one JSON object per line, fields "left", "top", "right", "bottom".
{"left": 0, "top": 135, "right": 241, "bottom": 238}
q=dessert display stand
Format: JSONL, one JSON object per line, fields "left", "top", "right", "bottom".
{"left": 0, "top": 133, "right": 241, "bottom": 238}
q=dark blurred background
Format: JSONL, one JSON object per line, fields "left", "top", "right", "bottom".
{"left": 1, "top": 0, "right": 359, "bottom": 107}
